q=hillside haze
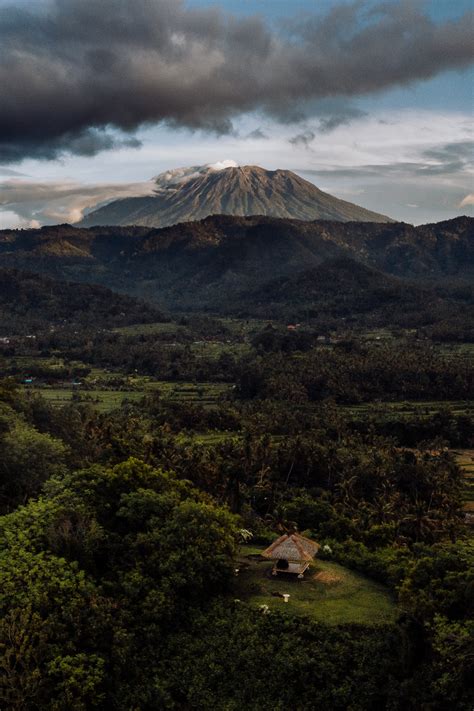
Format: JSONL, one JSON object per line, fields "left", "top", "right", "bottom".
{"left": 80, "top": 164, "right": 393, "bottom": 227}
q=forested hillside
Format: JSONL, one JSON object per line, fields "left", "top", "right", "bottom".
{"left": 0, "top": 268, "right": 165, "bottom": 335}
{"left": 0, "top": 216, "right": 472, "bottom": 312}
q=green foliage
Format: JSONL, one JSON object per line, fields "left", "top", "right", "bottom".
{"left": 0, "top": 529, "right": 107, "bottom": 710}
{"left": 161, "top": 602, "right": 403, "bottom": 711}
{"left": 0, "top": 410, "right": 67, "bottom": 511}
{"left": 398, "top": 542, "right": 474, "bottom": 621}
{"left": 0, "top": 458, "right": 238, "bottom": 709}
{"left": 237, "top": 342, "right": 474, "bottom": 403}
{"left": 427, "top": 615, "right": 474, "bottom": 707}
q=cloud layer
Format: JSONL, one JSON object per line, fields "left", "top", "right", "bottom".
{"left": 1, "top": 110, "right": 472, "bottom": 227}
{"left": 0, "top": 178, "right": 156, "bottom": 225}
{"left": 0, "top": 0, "right": 473, "bottom": 162}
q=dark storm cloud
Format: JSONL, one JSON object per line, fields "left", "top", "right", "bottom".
{"left": 318, "top": 107, "right": 368, "bottom": 133}
{"left": 246, "top": 128, "right": 269, "bottom": 140}
{"left": 289, "top": 131, "right": 316, "bottom": 149}
{"left": 0, "top": 129, "right": 142, "bottom": 164}
{"left": 288, "top": 103, "right": 369, "bottom": 142}
{"left": 1, "top": 0, "right": 473, "bottom": 162}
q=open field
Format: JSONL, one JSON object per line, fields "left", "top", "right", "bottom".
{"left": 439, "top": 343, "right": 474, "bottom": 360}
{"left": 346, "top": 400, "right": 474, "bottom": 419}
{"left": 189, "top": 340, "right": 250, "bottom": 359}
{"left": 176, "top": 431, "right": 241, "bottom": 445}
{"left": 113, "top": 317, "right": 270, "bottom": 339}
{"left": 454, "top": 449, "right": 474, "bottom": 515}
{"left": 23, "top": 376, "right": 473, "bottom": 420}
{"left": 113, "top": 322, "right": 184, "bottom": 336}
{"left": 24, "top": 388, "right": 144, "bottom": 412}
{"left": 233, "top": 546, "right": 397, "bottom": 625}
{"left": 25, "top": 381, "right": 232, "bottom": 412}
{"left": 7, "top": 355, "right": 70, "bottom": 369}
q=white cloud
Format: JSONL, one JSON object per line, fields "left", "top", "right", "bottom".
{"left": 153, "top": 160, "right": 239, "bottom": 189}
{"left": 459, "top": 193, "right": 474, "bottom": 207}
{"left": 0, "top": 210, "right": 33, "bottom": 229}
{"left": 0, "top": 179, "right": 156, "bottom": 226}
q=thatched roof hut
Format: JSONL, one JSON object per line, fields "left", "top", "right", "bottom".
{"left": 262, "top": 533, "right": 320, "bottom": 578}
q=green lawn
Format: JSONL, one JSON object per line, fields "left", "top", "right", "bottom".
{"left": 233, "top": 547, "right": 397, "bottom": 625}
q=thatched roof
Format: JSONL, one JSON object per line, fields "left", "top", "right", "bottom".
{"left": 261, "top": 533, "right": 320, "bottom": 562}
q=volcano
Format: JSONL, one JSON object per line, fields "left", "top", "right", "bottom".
{"left": 79, "top": 163, "right": 393, "bottom": 227}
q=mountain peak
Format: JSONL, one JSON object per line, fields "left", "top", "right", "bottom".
{"left": 80, "top": 163, "right": 393, "bottom": 228}
{"left": 153, "top": 160, "right": 239, "bottom": 190}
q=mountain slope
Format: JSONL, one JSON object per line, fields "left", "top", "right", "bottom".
{"left": 240, "top": 257, "right": 474, "bottom": 328}
{"left": 80, "top": 165, "right": 393, "bottom": 227}
{"left": 0, "top": 269, "right": 165, "bottom": 335}
{"left": 0, "top": 215, "right": 472, "bottom": 312}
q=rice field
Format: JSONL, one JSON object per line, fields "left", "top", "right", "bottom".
{"left": 346, "top": 400, "right": 474, "bottom": 419}
{"left": 25, "top": 388, "right": 144, "bottom": 412}
{"left": 454, "top": 449, "right": 474, "bottom": 514}
{"left": 25, "top": 381, "right": 232, "bottom": 412}
{"left": 113, "top": 322, "right": 185, "bottom": 336}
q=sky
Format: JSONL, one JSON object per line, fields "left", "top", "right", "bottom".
{"left": 0, "top": 0, "right": 473, "bottom": 227}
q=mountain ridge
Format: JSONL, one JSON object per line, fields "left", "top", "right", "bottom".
{"left": 0, "top": 215, "right": 472, "bottom": 314}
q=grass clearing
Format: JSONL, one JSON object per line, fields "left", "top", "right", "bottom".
{"left": 233, "top": 546, "right": 397, "bottom": 625}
